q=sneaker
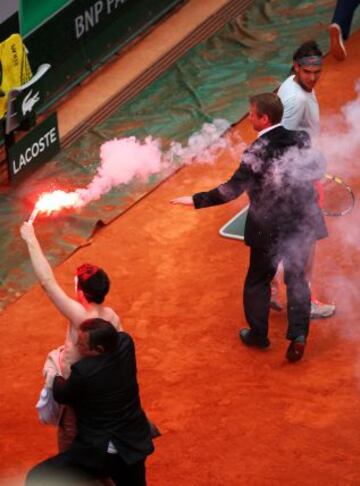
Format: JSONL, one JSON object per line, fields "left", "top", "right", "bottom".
{"left": 310, "top": 299, "right": 336, "bottom": 319}
{"left": 329, "top": 23, "right": 347, "bottom": 61}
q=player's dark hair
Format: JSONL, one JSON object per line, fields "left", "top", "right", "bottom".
{"left": 80, "top": 318, "right": 118, "bottom": 353}
{"left": 293, "top": 40, "right": 323, "bottom": 63}
{"left": 76, "top": 263, "right": 110, "bottom": 304}
{"left": 249, "top": 93, "right": 284, "bottom": 124}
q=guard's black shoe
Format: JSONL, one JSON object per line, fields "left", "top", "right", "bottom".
{"left": 286, "top": 336, "right": 306, "bottom": 362}
{"left": 239, "top": 329, "right": 270, "bottom": 349}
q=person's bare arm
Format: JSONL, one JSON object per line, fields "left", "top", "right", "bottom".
{"left": 113, "top": 313, "right": 123, "bottom": 331}
{"left": 20, "top": 222, "right": 86, "bottom": 322}
{"left": 170, "top": 196, "right": 194, "bottom": 206}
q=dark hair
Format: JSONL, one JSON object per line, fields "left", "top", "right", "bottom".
{"left": 293, "top": 40, "right": 323, "bottom": 63}
{"left": 249, "top": 93, "right": 284, "bottom": 124}
{"left": 80, "top": 318, "right": 118, "bottom": 353}
{"left": 76, "top": 263, "right": 110, "bottom": 304}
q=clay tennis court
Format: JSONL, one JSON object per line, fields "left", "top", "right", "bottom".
{"left": 1, "top": 2, "right": 360, "bottom": 485}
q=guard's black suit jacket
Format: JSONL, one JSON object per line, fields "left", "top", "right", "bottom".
{"left": 193, "top": 125, "right": 327, "bottom": 249}
{"left": 53, "top": 332, "right": 154, "bottom": 470}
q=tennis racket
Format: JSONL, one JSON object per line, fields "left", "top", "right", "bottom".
{"left": 321, "top": 174, "right": 355, "bottom": 217}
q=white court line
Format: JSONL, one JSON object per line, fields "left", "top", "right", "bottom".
{"left": 219, "top": 204, "right": 249, "bottom": 241}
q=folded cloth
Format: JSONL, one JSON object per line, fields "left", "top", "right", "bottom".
{"left": 36, "top": 345, "right": 64, "bottom": 425}
{"left": 36, "top": 386, "right": 61, "bottom": 425}
{"left": 43, "top": 345, "right": 63, "bottom": 387}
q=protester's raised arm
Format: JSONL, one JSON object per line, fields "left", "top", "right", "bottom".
{"left": 20, "top": 222, "right": 57, "bottom": 287}
{"left": 20, "top": 222, "right": 85, "bottom": 322}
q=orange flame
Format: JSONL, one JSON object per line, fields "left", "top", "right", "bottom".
{"left": 29, "top": 190, "right": 83, "bottom": 223}
{"left": 34, "top": 190, "right": 82, "bottom": 214}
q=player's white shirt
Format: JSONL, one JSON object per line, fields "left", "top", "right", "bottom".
{"left": 278, "top": 75, "right": 319, "bottom": 136}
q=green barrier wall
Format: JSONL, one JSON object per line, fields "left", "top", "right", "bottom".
{"left": 0, "top": 0, "right": 183, "bottom": 146}
{"left": 19, "top": 0, "right": 69, "bottom": 36}
{"left": 23, "top": 0, "right": 184, "bottom": 111}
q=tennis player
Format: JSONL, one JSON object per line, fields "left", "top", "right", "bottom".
{"left": 271, "top": 40, "right": 336, "bottom": 319}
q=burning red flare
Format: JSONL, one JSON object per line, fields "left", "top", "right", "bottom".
{"left": 29, "top": 190, "right": 83, "bottom": 223}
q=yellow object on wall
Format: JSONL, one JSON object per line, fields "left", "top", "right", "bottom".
{"left": 0, "top": 33, "right": 32, "bottom": 118}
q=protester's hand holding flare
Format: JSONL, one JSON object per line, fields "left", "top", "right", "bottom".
{"left": 20, "top": 221, "right": 36, "bottom": 244}
{"left": 170, "top": 196, "right": 194, "bottom": 206}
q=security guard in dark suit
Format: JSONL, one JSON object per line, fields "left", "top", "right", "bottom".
{"left": 171, "top": 93, "right": 327, "bottom": 362}
{"left": 26, "top": 319, "right": 155, "bottom": 485}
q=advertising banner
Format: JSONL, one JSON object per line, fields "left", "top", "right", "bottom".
{"left": 23, "top": 0, "right": 184, "bottom": 109}
{"left": 0, "top": 0, "right": 183, "bottom": 144}
{"left": 11, "top": 64, "right": 51, "bottom": 129}
{"left": 7, "top": 112, "right": 60, "bottom": 180}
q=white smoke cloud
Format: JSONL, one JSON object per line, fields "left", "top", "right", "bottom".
{"left": 165, "top": 118, "right": 232, "bottom": 164}
{"left": 77, "top": 135, "right": 163, "bottom": 204}
{"left": 32, "top": 118, "right": 239, "bottom": 219}
{"left": 316, "top": 80, "right": 360, "bottom": 177}
{"left": 76, "top": 118, "right": 232, "bottom": 205}
{"left": 308, "top": 81, "right": 360, "bottom": 327}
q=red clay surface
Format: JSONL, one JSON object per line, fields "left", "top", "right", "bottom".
{"left": 1, "top": 32, "right": 360, "bottom": 486}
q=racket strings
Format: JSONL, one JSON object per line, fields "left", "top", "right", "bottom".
{"left": 322, "top": 175, "right": 355, "bottom": 217}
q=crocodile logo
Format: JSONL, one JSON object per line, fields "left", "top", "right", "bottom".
{"left": 22, "top": 89, "right": 40, "bottom": 116}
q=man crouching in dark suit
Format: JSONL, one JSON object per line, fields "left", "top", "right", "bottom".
{"left": 26, "top": 318, "right": 154, "bottom": 485}
{"left": 171, "top": 92, "right": 328, "bottom": 362}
